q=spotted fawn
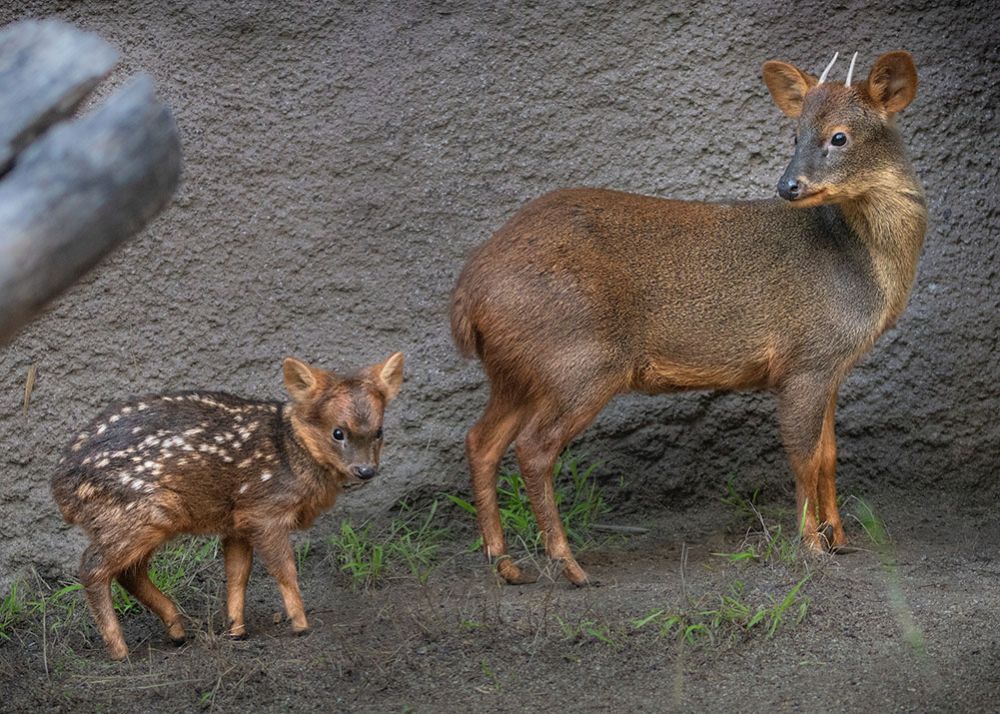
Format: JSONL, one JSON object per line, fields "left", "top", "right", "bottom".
{"left": 51, "top": 353, "right": 404, "bottom": 660}
{"left": 451, "top": 51, "right": 926, "bottom": 586}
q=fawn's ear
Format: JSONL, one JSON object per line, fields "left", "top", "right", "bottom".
{"left": 373, "top": 352, "right": 404, "bottom": 402}
{"left": 865, "top": 51, "right": 917, "bottom": 115}
{"left": 283, "top": 357, "right": 319, "bottom": 402}
{"left": 762, "top": 61, "right": 816, "bottom": 118}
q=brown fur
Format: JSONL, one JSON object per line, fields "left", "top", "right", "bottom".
{"left": 451, "top": 51, "right": 926, "bottom": 586}
{"left": 51, "top": 353, "right": 404, "bottom": 660}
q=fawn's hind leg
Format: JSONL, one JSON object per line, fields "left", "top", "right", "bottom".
{"left": 80, "top": 545, "right": 129, "bottom": 661}
{"left": 222, "top": 536, "right": 253, "bottom": 637}
{"left": 117, "top": 555, "right": 186, "bottom": 644}
{"left": 466, "top": 394, "right": 530, "bottom": 584}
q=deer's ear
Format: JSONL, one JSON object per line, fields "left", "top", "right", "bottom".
{"left": 283, "top": 357, "right": 318, "bottom": 402}
{"left": 865, "top": 51, "right": 917, "bottom": 115}
{"left": 762, "top": 61, "right": 816, "bottom": 118}
{"left": 373, "top": 352, "right": 404, "bottom": 402}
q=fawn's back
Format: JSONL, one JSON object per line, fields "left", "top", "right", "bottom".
{"left": 53, "top": 392, "right": 289, "bottom": 538}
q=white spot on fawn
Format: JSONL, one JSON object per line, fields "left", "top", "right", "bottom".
{"left": 137, "top": 403, "right": 148, "bottom": 411}
{"left": 96, "top": 458, "right": 110, "bottom": 468}
{"left": 109, "top": 414, "right": 120, "bottom": 423}
{"left": 239, "top": 483, "right": 249, "bottom": 494}
{"left": 260, "top": 471, "right": 272, "bottom": 482}
{"left": 96, "top": 424, "right": 107, "bottom": 435}
{"left": 132, "top": 426, "right": 142, "bottom": 434}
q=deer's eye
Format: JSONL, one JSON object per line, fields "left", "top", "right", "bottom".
{"left": 831, "top": 132, "right": 847, "bottom": 147}
{"left": 332, "top": 428, "right": 346, "bottom": 443}
{"left": 375, "top": 427, "right": 384, "bottom": 440}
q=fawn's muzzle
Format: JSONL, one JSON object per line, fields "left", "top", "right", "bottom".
{"left": 352, "top": 464, "right": 377, "bottom": 480}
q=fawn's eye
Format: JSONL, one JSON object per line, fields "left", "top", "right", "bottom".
{"left": 375, "top": 427, "right": 384, "bottom": 440}
{"left": 332, "top": 428, "right": 346, "bottom": 443}
{"left": 831, "top": 132, "right": 847, "bottom": 147}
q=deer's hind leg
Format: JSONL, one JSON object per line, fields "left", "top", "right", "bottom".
{"left": 466, "top": 391, "right": 531, "bottom": 584}
{"left": 514, "top": 380, "right": 618, "bottom": 587}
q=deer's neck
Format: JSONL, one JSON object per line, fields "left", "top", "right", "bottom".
{"left": 840, "top": 167, "right": 927, "bottom": 332}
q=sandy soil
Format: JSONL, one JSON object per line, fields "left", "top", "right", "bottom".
{"left": 1, "top": 487, "right": 997, "bottom": 713}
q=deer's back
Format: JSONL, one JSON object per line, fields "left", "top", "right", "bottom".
{"left": 455, "top": 188, "right": 882, "bottom": 393}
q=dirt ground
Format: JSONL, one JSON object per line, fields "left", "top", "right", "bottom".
{"left": 1, "top": 485, "right": 997, "bottom": 713}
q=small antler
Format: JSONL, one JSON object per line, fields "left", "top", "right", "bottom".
{"left": 818, "top": 52, "right": 839, "bottom": 84}
{"left": 845, "top": 52, "right": 859, "bottom": 86}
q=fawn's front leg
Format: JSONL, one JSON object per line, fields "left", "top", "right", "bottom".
{"left": 254, "top": 533, "right": 308, "bottom": 633}
{"left": 223, "top": 536, "right": 254, "bottom": 637}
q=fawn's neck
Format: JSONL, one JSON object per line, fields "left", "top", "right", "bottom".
{"left": 280, "top": 406, "right": 339, "bottom": 496}
{"left": 840, "top": 166, "right": 927, "bottom": 332}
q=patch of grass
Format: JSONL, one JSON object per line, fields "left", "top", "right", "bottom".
{"left": 327, "top": 499, "right": 450, "bottom": 589}
{"left": 0, "top": 577, "right": 90, "bottom": 652}
{"left": 847, "top": 496, "right": 925, "bottom": 653}
{"left": 295, "top": 539, "right": 313, "bottom": 571}
{"left": 0, "top": 581, "right": 27, "bottom": 640}
{"left": 632, "top": 576, "right": 811, "bottom": 644}
{"left": 479, "top": 658, "right": 501, "bottom": 690}
{"left": 716, "top": 478, "right": 804, "bottom": 568}
{"left": 631, "top": 481, "right": 814, "bottom": 646}
{"left": 555, "top": 615, "right": 620, "bottom": 648}
{"left": 329, "top": 521, "right": 386, "bottom": 588}
{"left": 444, "top": 451, "right": 610, "bottom": 553}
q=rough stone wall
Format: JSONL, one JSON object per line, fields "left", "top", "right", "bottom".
{"left": 0, "top": 1, "right": 996, "bottom": 584}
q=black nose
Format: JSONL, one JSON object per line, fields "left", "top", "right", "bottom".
{"left": 353, "top": 465, "right": 377, "bottom": 480}
{"left": 778, "top": 177, "right": 801, "bottom": 201}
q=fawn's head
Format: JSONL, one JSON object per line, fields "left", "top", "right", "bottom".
{"left": 282, "top": 353, "right": 404, "bottom": 488}
{"left": 762, "top": 51, "right": 918, "bottom": 207}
